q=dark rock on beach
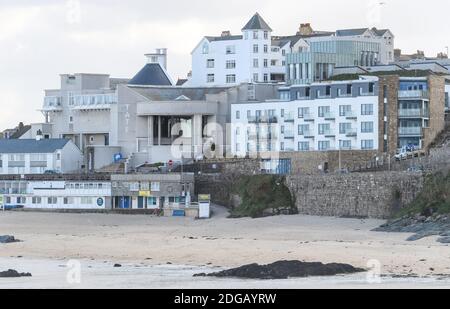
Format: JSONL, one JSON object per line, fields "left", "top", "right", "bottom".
{"left": 373, "top": 214, "right": 450, "bottom": 243}
{"left": 194, "top": 260, "right": 365, "bottom": 280}
{"left": 0, "top": 269, "right": 32, "bottom": 278}
{"left": 0, "top": 235, "right": 19, "bottom": 244}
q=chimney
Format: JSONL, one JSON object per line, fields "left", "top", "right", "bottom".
{"left": 145, "top": 48, "right": 168, "bottom": 70}
{"left": 36, "top": 129, "right": 43, "bottom": 141}
{"left": 221, "top": 31, "right": 231, "bottom": 37}
{"left": 297, "top": 23, "right": 313, "bottom": 36}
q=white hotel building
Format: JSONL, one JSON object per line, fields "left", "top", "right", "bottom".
{"left": 231, "top": 77, "right": 379, "bottom": 155}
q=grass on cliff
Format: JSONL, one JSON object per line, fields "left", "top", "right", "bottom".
{"left": 394, "top": 171, "right": 450, "bottom": 218}
{"left": 230, "top": 175, "right": 297, "bottom": 218}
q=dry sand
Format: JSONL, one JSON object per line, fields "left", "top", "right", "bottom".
{"left": 0, "top": 205, "right": 449, "bottom": 288}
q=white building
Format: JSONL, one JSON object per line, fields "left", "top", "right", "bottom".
{"left": 187, "top": 13, "right": 395, "bottom": 87}
{"left": 0, "top": 138, "right": 83, "bottom": 174}
{"left": 188, "top": 13, "right": 290, "bottom": 86}
{"left": 0, "top": 179, "right": 111, "bottom": 209}
{"left": 231, "top": 78, "right": 379, "bottom": 155}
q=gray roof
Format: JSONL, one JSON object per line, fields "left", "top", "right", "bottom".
{"left": 128, "top": 63, "right": 172, "bottom": 86}
{"left": 242, "top": 13, "right": 272, "bottom": 31}
{"left": 205, "top": 35, "right": 243, "bottom": 42}
{"left": 336, "top": 28, "right": 370, "bottom": 37}
{"left": 129, "top": 86, "right": 230, "bottom": 101}
{"left": 0, "top": 139, "right": 70, "bottom": 154}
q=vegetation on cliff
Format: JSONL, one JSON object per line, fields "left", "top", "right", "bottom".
{"left": 229, "top": 175, "right": 296, "bottom": 218}
{"left": 395, "top": 171, "right": 450, "bottom": 218}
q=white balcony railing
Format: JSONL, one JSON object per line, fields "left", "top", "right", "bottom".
{"left": 398, "top": 90, "right": 429, "bottom": 99}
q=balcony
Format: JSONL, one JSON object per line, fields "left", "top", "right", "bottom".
{"left": 42, "top": 96, "right": 63, "bottom": 111}
{"left": 343, "top": 111, "right": 357, "bottom": 120}
{"left": 302, "top": 113, "right": 315, "bottom": 122}
{"left": 398, "top": 109, "right": 428, "bottom": 118}
{"left": 345, "top": 130, "right": 358, "bottom": 138}
{"left": 398, "top": 90, "right": 429, "bottom": 100}
{"left": 322, "top": 113, "right": 336, "bottom": 121}
{"left": 302, "top": 131, "right": 315, "bottom": 139}
{"left": 70, "top": 93, "right": 117, "bottom": 111}
{"left": 283, "top": 131, "right": 295, "bottom": 139}
{"left": 248, "top": 116, "right": 278, "bottom": 124}
{"left": 284, "top": 114, "right": 295, "bottom": 123}
{"left": 320, "top": 130, "right": 335, "bottom": 138}
{"left": 398, "top": 127, "right": 422, "bottom": 136}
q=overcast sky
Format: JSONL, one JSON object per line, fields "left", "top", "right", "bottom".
{"left": 1, "top": 0, "right": 449, "bottom": 129}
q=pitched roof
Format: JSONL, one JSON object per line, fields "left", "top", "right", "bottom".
{"left": 242, "top": 13, "right": 272, "bottom": 31}
{"left": 371, "top": 28, "right": 390, "bottom": 36}
{"left": 336, "top": 28, "right": 370, "bottom": 37}
{"left": 0, "top": 139, "right": 71, "bottom": 154}
{"left": 128, "top": 63, "right": 172, "bottom": 86}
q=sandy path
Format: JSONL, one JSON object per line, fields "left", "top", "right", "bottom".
{"left": 0, "top": 206, "right": 449, "bottom": 277}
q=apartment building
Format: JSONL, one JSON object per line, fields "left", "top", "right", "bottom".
{"left": 231, "top": 74, "right": 446, "bottom": 157}
{"left": 0, "top": 138, "right": 83, "bottom": 175}
{"left": 188, "top": 13, "right": 394, "bottom": 87}
{"left": 286, "top": 28, "right": 394, "bottom": 85}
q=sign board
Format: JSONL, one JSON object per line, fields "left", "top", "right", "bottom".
{"left": 139, "top": 191, "right": 151, "bottom": 197}
{"left": 97, "top": 198, "right": 104, "bottom": 207}
{"left": 198, "top": 194, "right": 211, "bottom": 202}
{"left": 114, "top": 153, "right": 123, "bottom": 163}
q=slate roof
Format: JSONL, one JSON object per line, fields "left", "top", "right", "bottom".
{"left": 0, "top": 139, "right": 70, "bottom": 154}
{"left": 336, "top": 28, "right": 370, "bottom": 37}
{"left": 129, "top": 87, "right": 229, "bottom": 102}
{"left": 128, "top": 63, "right": 172, "bottom": 86}
{"left": 242, "top": 13, "right": 272, "bottom": 31}
{"left": 205, "top": 35, "right": 243, "bottom": 42}
{"left": 371, "top": 28, "right": 390, "bottom": 37}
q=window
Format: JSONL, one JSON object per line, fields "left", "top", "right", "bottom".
{"left": 81, "top": 197, "right": 93, "bottom": 204}
{"left": 305, "top": 87, "right": 311, "bottom": 97}
{"left": 318, "top": 141, "right": 330, "bottom": 151}
{"left": 253, "top": 44, "right": 259, "bottom": 53}
{"left": 361, "top": 140, "right": 374, "bottom": 150}
{"left": 64, "top": 197, "right": 74, "bottom": 205}
{"left": 361, "top": 122, "right": 374, "bottom": 133}
{"left": 298, "top": 142, "right": 310, "bottom": 151}
{"left": 264, "top": 31, "right": 269, "bottom": 39}
{"left": 253, "top": 31, "right": 259, "bottom": 39}
{"left": 325, "top": 86, "right": 331, "bottom": 96}
{"left": 264, "top": 45, "right": 268, "bottom": 53}
{"left": 339, "top": 105, "right": 352, "bottom": 116}
{"left": 298, "top": 124, "right": 309, "bottom": 135}
{"left": 253, "top": 58, "right": 259, "bottom": 68}
{"left": 253, "top": 73, "right": 259, "bottom": 82}
{"left": 202, "top": 43, "right": 209, "bottom": 54}
{"left": 226, "top": 60, "right": 236, "bottom": 69}
{"left": 206, "top": 59, "right": 215, "bottom": 68}
{"left": 56, "top": 153, "right": 61, "bottom": 160}
{"left": 280, "top": 142, "right": 285, "bottom": 151}
{"left": 207, "top": 74, "right": 215, "bottom": 83}
{"left": 340, "top": 123, "right": 352, "bottom": 134}
{"left": 361, "top": 104, "right": 374, "bottom": 116}
{"left": 17, "top": 197, "right": 26, "bottom": 204}
{"left": 340, "top": 140, "right": 352, "bottom": 149}
{"left": 32, "top": 197, "right": 42, "bottom": 204}
{"left": 147, "top": 197, "right": 158, "bottom": 206}
{"left": 47, "top": 197, "right": 57, "bottom": 205}
{"left": 263, "top": 59, "right": 268, "bottom": 68}
{"left": 236, "top": 111, "right": 240, "bottom": 120}
{"left": 318, "top": 106, "right": 330, "bottom": 117}
{"left": 151, "top": 182, "right": 160, "bottom": 192}
{"left": 263, "top": 73, "right": 268, "bottom": 82}
{"left": 226, "top": 45, "right": 236, "bottom": 54}
{"left": 347, "top": 84, "right": 352, "bottom": 95}
{"left": 282, "top": 49, "right": 286, "bottom": 56}
{"left": 298, "top": 107, "right": 309, "bottom": 118}
{"left": 271, "top": 60, "right": 277, "bottom": 66}
{"left": 369, "top": 83, "right": 374, "bottom": 93}
{"left": 318, "top": 124, "right": 330, "bottom": 135}
{"left": 226, "top": 74, "right": 236, "bottom": 83}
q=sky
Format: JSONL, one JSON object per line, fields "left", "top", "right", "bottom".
{"left": 0, "top": 0, "right": 449, "bottom": 130}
